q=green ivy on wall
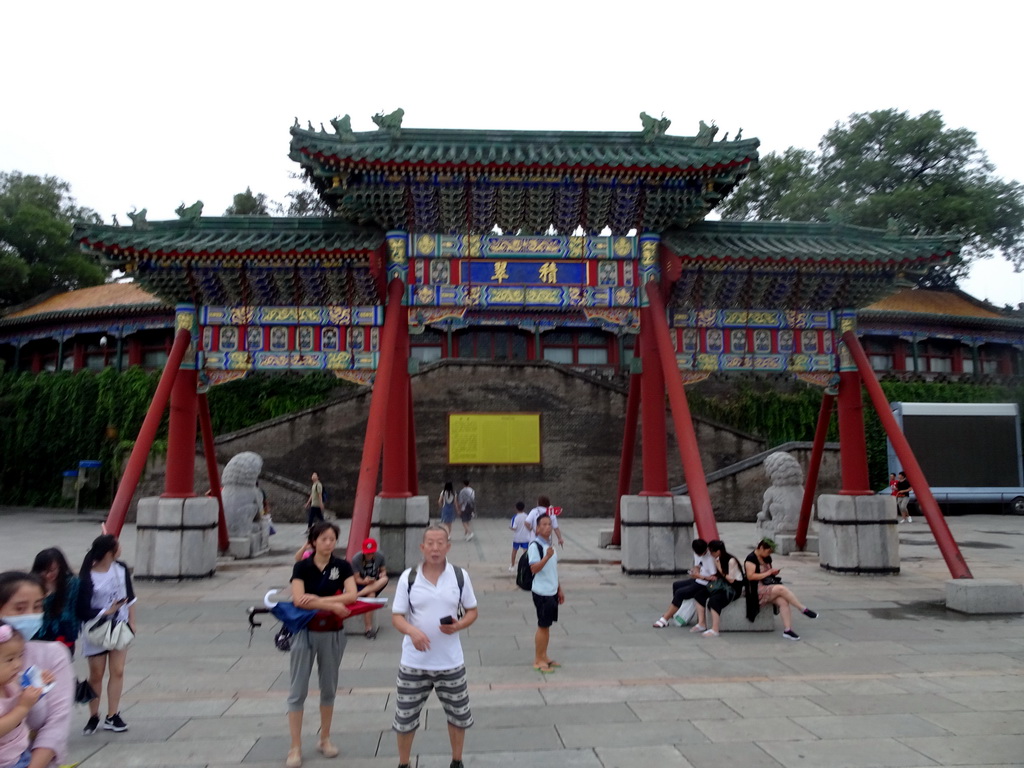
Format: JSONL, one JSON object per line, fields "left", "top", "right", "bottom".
{"left": 688, "top": 378, "right": 1024, "bottom": 487}
{"left": 0, "top": 370, "right": 349, "bottom": 507}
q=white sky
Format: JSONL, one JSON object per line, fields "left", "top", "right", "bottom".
{"left": 2, "top": 0, "right": 1022, "bottom": 306}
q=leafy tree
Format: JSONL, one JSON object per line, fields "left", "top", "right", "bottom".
{"left": 0, "top": 172, "right": 107, "bottom": 308}
{"left": 285, "top": 173, "right": 332, "bottom": 217}
{"left": 720, "top": 110, "right": 1024, "bottom": 287}
{"left": 224, "top": 186, "right": 280, "bottom": 215}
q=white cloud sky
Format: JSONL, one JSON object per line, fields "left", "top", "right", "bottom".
{"left": 1, "top": 0, "right": 1021, "bottom": 305}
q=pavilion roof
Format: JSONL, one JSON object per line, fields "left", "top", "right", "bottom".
{"left": 289, "top": 122, "right": 759, "bottom": 234}
{"left": 73, "top": 217, "right": 384, "bottom": 306}
{"left": 662, "top": 221, "right": 961, "bottom": 310}
{"left": 859, "top": 288, "right": 1024, "bottom": 332}
{"left": 1, "top": 283, "right": 168, "bottom": 326}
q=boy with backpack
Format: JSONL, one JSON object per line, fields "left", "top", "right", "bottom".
{"left": 527, "top": 514, "right": 563, "bottom": 673}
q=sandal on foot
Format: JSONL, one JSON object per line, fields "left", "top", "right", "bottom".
{"left": 318, "top": 740, "right": 339, "bottom": 758}
{"left": 689, "top": 624, "right": 707, "bottom": 633}
{"left": 547, "top": 660, "right": 561, "bottom": 667}
{"left": 701, "top": 629, "right": 719, "bottom": 637}
{"left": 653, "top": 617, "right": 670, "bottom": 628}
{"left": 285, "top": 747, "right": 302, "bottom": 768}
{"left": 533, "top": 664, "right": 555, "bottom": 673}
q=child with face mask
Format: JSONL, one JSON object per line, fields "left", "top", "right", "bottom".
{"left": 0, "top": 622, "right": 55, "bottom": 768}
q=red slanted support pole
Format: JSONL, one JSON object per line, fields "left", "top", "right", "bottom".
{"left": 841, "top": 331, "right": 972, "bottom": 579}
{"left": 639, "top": 308, "right": 670, "bottom": 495}
{"left": 796, "top": 391, "right": 835, "bottom": 550}
{"left": 644, "top": 282, "right": 719, "bottom": 541}
{"left": 837, "top": 368, "right": 872, "bottom": 494}
{"left": 197, "top": 392, "right": 229, "bottom": 552}
{"left": 164, "top": 367, "right": 199, "bottom": 498}
{"left": 613, "top": 335, "right": 642, "bottom": 547}
{"left": 382, "top": 308, "right": 411, "bottom": 498}
{"left": 105, "top": 327, "right": 191, "bottom": 537}
{"left": 347, "top": 277, "right": 406, "bottom": 559}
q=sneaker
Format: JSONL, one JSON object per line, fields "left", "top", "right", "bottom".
{"left": 450, "top": 761, "right": 465, "bottom": 768}
{"left": 508, "top": 565, "right": 515, "bottom": 573}
{"left": 803, "top": 608, "right": 818, "bottom": 619}
{"left": 782, "top": 629, "right": 801, "bottom": 641}
{"left": 907, "top": 516, "right": 913, "bottom": 523}
{"left": 898, "top": 518, "right": 906, "bottom": 524}
{"left": 103, "top": 713, "right": 128, "bottom": 732}
{"left": 83, "top": 715, "right": 100, "bottom": 735}
{"left": 365, "top": 627, "right": 379, "bottom": 639}
{"left": 467, "top": 532, "right": 475, "bottom": 541}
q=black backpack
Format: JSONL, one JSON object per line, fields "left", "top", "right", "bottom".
{"left": 516, "top": 541, "right": 544, "bottom": 591}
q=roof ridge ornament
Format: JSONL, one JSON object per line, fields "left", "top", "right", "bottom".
{"left": 127, "top": 207, "right": 149, "bottom": 230}
{"left": 175, "top": 200, "right": 203, "bottom": 222}
{"left": 639, "top": 112, "right": 671, "bottom": 143}
{"left": 695, "top": 120, "right": 718, "bottom": 147}
{"left": 331, "top": 114, "right": 355, "bottom": 142}
{"left": 372, "top": 108, "right": 404, "bottom": 137}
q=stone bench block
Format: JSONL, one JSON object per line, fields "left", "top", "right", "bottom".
{"left": 597, "top": 529, "right": 615, "bottom": 548}
{"left": 136, "top": 496, "right": 218, "bottom": 580}
{"left": 718, "top": 599, "right": 775, "bottom": 632}
{"left": 775, "top": 534, "right": 818, "bottom": 556}
{"left": 375, "top": 495, "right": 429, "bottom": 573}
{"left": 818, "top": 494, "right": 899, "bottom": 575}
{"left": 946, "top": 579, "right": 1024, "bottom": 614}
{"left": 620, "top": 495, "right": 693, "bottom": 575}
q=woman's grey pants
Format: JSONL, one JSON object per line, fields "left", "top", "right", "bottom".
{"left": 287, "top": 628, "right": 346, "bottom": 711}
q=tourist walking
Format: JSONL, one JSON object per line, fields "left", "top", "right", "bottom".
{"left": 895, "top": 471, "right": 912, "bottom": 523}
{"left": 508, "top": 501, "right": 530, "bottom": 572}
{"left": 529, "top": 513, "right": 564, "bottom": 672}
{"left": 437, "top": 482, "right": 458, "bottom": 539}
{"left": 458, "top": 479, "right": 476, "bottom": 541}
{"left": 305, "top": 472, "right": 326, "bottom": 529}
{"left": 744, "top": 539, "right": 817, "bottom": 641}
{"left": 76, "top": 534, "right": 135, "bottom": 736}
{"left": 0, "top": 572, "right": 74, "bottom": 768}
{"left": 391, "top": 525, "right": 478, "bottom": 768}
{"left": 30, "top": 549, "right": 80, "bottom": 655}
{"left": 285, "top": 521, "right": 357, "bottom": 767}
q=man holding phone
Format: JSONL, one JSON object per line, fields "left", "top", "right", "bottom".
{"left": 529, "top": 513, "right": 564, "bottom": 673}
{"left": 391, "top": 525, "right": 478, "bottom": 768}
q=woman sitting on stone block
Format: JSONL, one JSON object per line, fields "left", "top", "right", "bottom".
{"left": 744, "top": 539, "right": 817, "bottom": 641}
{"left": 692, "top": 540, "right": 743, "bottom": 637}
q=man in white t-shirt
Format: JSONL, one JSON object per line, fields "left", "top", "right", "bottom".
{"left": 391, "top": 525, "right": 478, "bottom": 768}
{"left": 652, "top": 539, "right": 717, "bottom": 628}
{"left": 525, "top": 495, "right": 564, "bottom": 548}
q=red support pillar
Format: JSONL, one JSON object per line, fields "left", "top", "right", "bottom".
{"left": 163, "top": 368, "right": 199, "bottom": 497}
{"left": 613, "top": 335, "right": 642, "bottom": 547}
{"left": 347, "top": 277, "right": 406, "bottom": 559}
{"left": 644, "top": 283, "right": 719, "bottom": 541}
{"left": 841, "top": 331, "right": 973, "bottom": 579}
{"left": 639, "top": 308, "right": 669, "bottom": 495}
{"left": 406, "top": 339, "right": 419, "bottom": 497}
{"left": 796, "top": 391, "right": 835, "bottom": 550}
{"left": 197, "top": 392, "right": 229, "bottom": 552}
{"left": 382, "top": 310, "right": 411, "bottom": 498}
{"left": 837, "top": 370, "right": 872, "bottom": 494}
{"left": 105, "top": 328, "right": 191, "bottom": 537}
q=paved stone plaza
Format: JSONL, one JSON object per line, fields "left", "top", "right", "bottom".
{"left": 1, "top": 508, "right": 1023, "bottom": 768}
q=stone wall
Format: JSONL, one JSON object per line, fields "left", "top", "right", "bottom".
{"left": 207, "top": 360, "right": 767, "bottom": 521}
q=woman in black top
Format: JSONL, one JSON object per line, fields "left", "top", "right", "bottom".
{"left": 285, "top": 521, "right": 357, "bottom": 768}
{"left": 744, "top": 538, "right": 817, "bottom": 641}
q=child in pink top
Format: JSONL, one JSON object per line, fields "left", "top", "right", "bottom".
{"left": 0, "top": 623, "right": 52, "bottom": 768}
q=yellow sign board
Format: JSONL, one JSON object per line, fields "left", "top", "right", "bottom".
{"left": 448, "top": 413, "right": 541, "bottom": 465}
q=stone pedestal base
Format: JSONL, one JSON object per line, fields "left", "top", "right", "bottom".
{"left": 946, "top": 579, "right": 1024, "bottom": 614}
{"left": 373, "top": 495, "right": 429, "bottom": 574}
{"left": 775, "top": 534, "right": 819, "bottom": 556}
{"left": 818, "top": 494, "right": 899, "bottom": 575}
{"left": 136, "top": 496, "right": 218, "bottom": 580}
{"left": 620, "top": 495, "right": 694, "bottom": 576}
{"left": 597, "top": 529, "right": 615, "bottom": 549}
{"left": 227, "top": 518, "right": 271, "bottom": 560}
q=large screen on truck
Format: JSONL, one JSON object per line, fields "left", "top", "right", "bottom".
{"left": 902, "top": 414, "right": 1021, "bottom": 487}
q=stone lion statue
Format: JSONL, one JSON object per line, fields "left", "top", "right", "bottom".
{"left": 756, "top": 451, "right": 807, "bottom": 538}
{"left": 221, "top": 452, "right": 264, "bottom": 539}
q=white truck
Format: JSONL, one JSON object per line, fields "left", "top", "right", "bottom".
{"left": 888, "top": 402, "right": 1024, "bottom": 514}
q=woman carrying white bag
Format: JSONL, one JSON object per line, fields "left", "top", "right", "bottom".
{"left": 76, "top": 534, "right": 135, "bottom": 736}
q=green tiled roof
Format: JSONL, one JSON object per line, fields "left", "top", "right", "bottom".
{"left": 289, "top": 124, "right": 760, "bottom": 235}
{"left": 73, "top": 217, "right": 384, "bottom": 306}
{"left": 289, "top": 126, "right": 760, "bottom": 172}
{"left": 73, "top": 216, "right": 384, "bottom": 263}
{"left": 663, "top": 221, "right": 961, "bottom": 310}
